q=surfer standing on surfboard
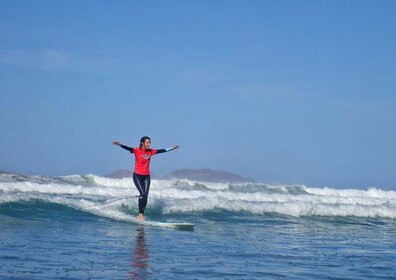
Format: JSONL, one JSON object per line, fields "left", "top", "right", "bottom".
{"left": 113, "top": 137, "right": 179, "bottom": 221}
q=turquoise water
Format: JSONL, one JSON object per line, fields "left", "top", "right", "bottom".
{"left": 1, "top": 174, "right": 396, "bottom": 279}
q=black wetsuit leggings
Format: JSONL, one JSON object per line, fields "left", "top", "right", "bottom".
{"left": 133, "top": 173, "right": 151, "bottom": 214}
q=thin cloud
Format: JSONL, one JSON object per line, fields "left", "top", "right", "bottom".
{"left": 43, "top": 50, "right": 70, "bottom": 68}
{"left": 0, "top": 49, "right": 71, "bottom": 70}
{"left": 0, "top": 49, "right": 122, "bottom": 75}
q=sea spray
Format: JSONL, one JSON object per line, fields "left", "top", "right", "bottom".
{"left": 1, "top": 173, "right": 396, "bottom": 220}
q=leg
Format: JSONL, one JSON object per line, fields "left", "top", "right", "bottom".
{"left": 133, "top": 173, "right": 151, "bottom": 219}
{"left": 139, "top": 175, "right": 150, "bottom": 214}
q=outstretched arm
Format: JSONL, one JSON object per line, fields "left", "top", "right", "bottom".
{"left": 156, "top": 145, "right": 180, "bottom": 154}
{"left": 112, "top": 141, "right": 133, "bottom": 152}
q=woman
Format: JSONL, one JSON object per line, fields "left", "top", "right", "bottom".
{"left": 113, "top": 136, "right": 179, "bottom": 220}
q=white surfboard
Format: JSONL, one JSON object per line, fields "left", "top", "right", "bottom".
{"left": 131, "top": 217, "right": 194, "bottom": 230}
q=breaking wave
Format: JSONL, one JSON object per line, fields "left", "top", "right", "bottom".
{"left": 1, "top": 173, "right": 396, "bottom": 220}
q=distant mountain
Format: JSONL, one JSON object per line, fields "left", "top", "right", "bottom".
{"left": 106, "top": 168, "right": 254, "bottom": 183}
{"left": 105, "top": 169, "right": 133, "bottom": 178}
{"left": 164, "top": 168, "right": 255, "bottom": 183}
{"left": 0, "top": 170, "right": 20, "bottom": 176}
{"left": 105, "top": 169, "right": 159, "bottom": 179}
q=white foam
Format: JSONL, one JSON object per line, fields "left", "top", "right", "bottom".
{"left": 1, "top": 174, "right": 396, "bottom": 219}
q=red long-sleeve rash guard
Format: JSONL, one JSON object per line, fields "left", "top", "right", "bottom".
{"left": 120, "top": 145, "right": 167, "bottom": 175}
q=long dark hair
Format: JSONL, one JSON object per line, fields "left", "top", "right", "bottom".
{"left": 139, "top": 136, "right": 151, "bottom": 148}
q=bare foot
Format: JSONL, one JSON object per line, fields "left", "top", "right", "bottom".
{"left": 137, "top": 214, "right": 145, "bottom": 221}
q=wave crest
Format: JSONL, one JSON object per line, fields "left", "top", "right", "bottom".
{"left": 1, "top": 174, "right": 396, "bottom": 219}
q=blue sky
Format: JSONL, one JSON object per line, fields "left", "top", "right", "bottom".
{"left": 1, "top": 1, "right": 395, "bottom": 189}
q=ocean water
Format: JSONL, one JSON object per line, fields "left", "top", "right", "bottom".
{"left": 1, "top": 173, "right": 395, "bottom": 279}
